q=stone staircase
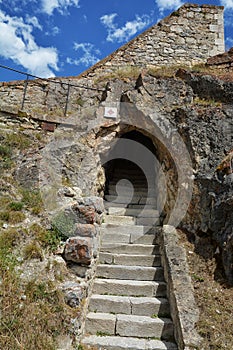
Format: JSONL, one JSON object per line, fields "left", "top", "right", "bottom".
{"left": 81, "top": 164, "right": 177, "bottom": 350}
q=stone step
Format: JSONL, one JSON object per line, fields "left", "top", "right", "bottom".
{"left": 104, "top": 215, "right": 161, "bottom": 227}
{"left": 105, "top": 195, "right": 157, "bottom": 205}
{"left": 101, "top": 232, "right": 131, "bottom": 244}
{"left": 89, "top": 295, "right": 170, "bottom": 317}
{"left": 99, "top": 252, "right": 161, "bottom": 267}
{"left": 106, "top": 207, "right": 159, "bottom": 217}
{"left": 104, "top": 202, "right": 157, "bottom": 209}
{"left": 96, "top": 265, "right": 164, "bottom": 281}
{"left": 104, "top": 215, "right": 135, "bottom": 225}
{"left": 128, "top": 203, "right": 157, "bottom": 209}
{"left": 117, "top": 314, "right": 174, "bottom": 340}
{"left": 92, "top": 278, "right": 167, "bottom": 297}
{"left": 101, "top": 232, "right": 159, "bottom": 245}
{"left": 107, "top": 189, "right": 156, "bottom": 196}
{"left": 85, "top": 312, "right": 174, "bottom": 340}
{"left": 108, "top": 178, "right": 155, "bottom": 185}
{"left": 101, "top": 223, "right": 157, "bottom": 236}
{"left": 136, "top": 217, "right": 160, "bottom": 226}
{"left": 81, "top": 335, "right": 177, "bottom": 350}
{"left": 101, "top": 243, "right": 160, "bottom": 255}
{"left": 109, "top": 170, "right": 155, "bottom": 175}
{"left": 133, "top": 233, "right": 160, "bottom": 245}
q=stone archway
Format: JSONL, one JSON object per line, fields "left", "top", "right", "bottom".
{"left": 102, "top": 130, "right": 159, "bottom": 212}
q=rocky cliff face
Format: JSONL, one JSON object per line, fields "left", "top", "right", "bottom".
{"left": 0, "top": 65, "right": 232, "bottom": 350}
{"left": 0, "top": 66, "right": 232, "bottom": 285}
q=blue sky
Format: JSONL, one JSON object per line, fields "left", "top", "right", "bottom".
{"left": 0, "top": 0, "right": 233, "bottom": 81}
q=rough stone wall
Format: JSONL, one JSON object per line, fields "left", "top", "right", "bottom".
{"left": 207, "top": 46, "right": 233, "bottom": 71}
{"left": 79, "top": 3, "right": 225, "bottom": 79}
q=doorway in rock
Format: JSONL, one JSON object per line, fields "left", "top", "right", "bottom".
{"left": 103, "top": 130, "right": 158, "bottom": 211}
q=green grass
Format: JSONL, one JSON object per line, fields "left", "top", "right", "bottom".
{"left": 96, "top": 331, "right": 112, "bottom": 336}
{"left": 0, "top": 225, "right": 77, "bottom": 350}
{"left": 21, "top": 189, "right": 43, "bottom": 214}
{"left": 23, "top": 241, "right": 43, "bottom": 260}
{"left": 29, "top": 223, "right": 66, "bottom": 252}
{"left": 8, "top": 201, "right": 24, "bottom": 211}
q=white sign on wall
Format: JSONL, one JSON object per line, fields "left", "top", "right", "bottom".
{"left": 104, "top": 107, "right": 118, "bottom": 119}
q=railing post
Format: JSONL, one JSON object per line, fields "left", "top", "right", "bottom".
{"left": 64, "top": 83, "right": 70, "bottom": 117}
{"left": 21, "top": 74, "right": 29, "bottom": 110}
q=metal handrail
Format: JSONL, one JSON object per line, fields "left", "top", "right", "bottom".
{"left": 0, "top": 63, "right": 105, "bottom": 116}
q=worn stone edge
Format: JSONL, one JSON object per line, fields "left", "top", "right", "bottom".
{"left": 158, "top": 225, "right": 202, "bottom": 350}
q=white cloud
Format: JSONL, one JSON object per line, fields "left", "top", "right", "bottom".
{"left": 0, "top": 10, "right": 59, "bottom": 77}
{"left": 100, "top": 13, "right": 152, "bottom": 43}
{"left": 25, "top": 15, "right": 43, "bottom": 30}
{"left": 220, "top": 0, "right": 233, "bottom": 10}
{"left": 41, "top": 0, "right": 80, "bottom": 16}
{"left": 101, "top": 13, "right": 118, "bottom": 28}
{"left": 155, "top": 0, "right": 183, "bottom": 13}
{"left": 45, "top": 26, "right": 60, "bottom": 36}
{"left": 67, "top": 43, "right": 101, "bottom": 67}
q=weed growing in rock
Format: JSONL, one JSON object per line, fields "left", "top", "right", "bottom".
{"left": 8, "top": 201, "right": 24, "bottom": 211}
{"left": 21, "top": 188, "right": 43, "bottom": 214}
{"left": 8, "top": 211, "right": 26, "bottom": 224}
{"left": 5, "top": 132, "right": 31, "bottom": 150}
{"left": 23, "top": 240, "right": 43, "bottom": 260}
{"left": 0, "top": 144, "right": 13, "bottom": 170}
{"left": 29, "top": 223, "right": 66, "bottom": 252}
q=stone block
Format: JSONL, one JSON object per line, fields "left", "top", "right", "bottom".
{"left": 77, "top": 196, "right": 105, "bottom": 214}
{"left": 61, "top": 281, "right": 84, "bottom": 308}
{"left": 64, "top": 237, "right": 92, "bottom": 265}
{"left": 74, "top": 223, "right": 97, "bottom": 237}
{"left": 71, "top": 203, "right": 97, "bottom": 224}
{"left": 116, "top": 314, "right": 173, "bottom": 339}
{"left": 92, "top": 279, "right": 167, "bottom": 297}
{"left": 89, "top": 294, "right": 131, "bottom": 314}
{"left": 85, "top": 312, "right": 116, "bottom": 335}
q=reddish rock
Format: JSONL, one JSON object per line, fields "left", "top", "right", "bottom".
{"left": 77, "top": 196, "right": 105, "bottom": 214}
{"left": 41, "top": 121, "right": 56, "bottom": 132}
{"left": 71, "top": 203, "right": 97, "bottom": 224}
{"left": 75, "top": 223, "right": 97, "bottom": 237}
{"left": 64, "top": 237, "right": 92, "bottom": 265}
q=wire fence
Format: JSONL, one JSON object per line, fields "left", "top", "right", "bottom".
{"left": 0, "top": 64, "right": 105, "bottom": 117}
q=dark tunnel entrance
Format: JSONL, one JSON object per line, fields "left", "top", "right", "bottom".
{"left": 103, "top": 130, "right": 158, "bottom": 210}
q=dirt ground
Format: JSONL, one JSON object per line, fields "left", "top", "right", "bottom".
{"left": 178, "top": 230, "right": 233, "bottom": 350}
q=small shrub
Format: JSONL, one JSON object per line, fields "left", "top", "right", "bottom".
{"left": 5, "top": 132, "right": 31, "bottom": 150}
{"left": 0, "top": 211, "right": 10, "bottom": 222}
{"left": 51, "top": 211, "right": 76, "bottom": 238}
{"left": 0, "top": 144, "right": 12, "bottom": 158}
{"left": 0, "top": 228, "right": 20, "bottom": 249}
{"left": 193, "top": 96, "right": 221, "bottom": 107}
{"left": 61, "top": 176, "right": 72, "bottom": 186}
{"left": 0, "top": 228, "right": 20, "bottom": 271}
{"left": 8, "top": 211, "right": 25, "bottom": 224}
{"left": 0, "top": 144, "right": 13, "bottom": 170}
{"left": 148, "top": 64, "right": 188, "bottom": 78}
{"left": 76, "top": 97, "right": 85, "bottom": 107}
{"left": 8, "top": 201, "right": 24, "bottom": 211}
{"left": 29, "top": 223, "right": 65, "bottom": 252}
{"left": 192, "top": 273, "right": 204, "bottom": 282}
{"left": 23, "top": 241, "right": 43, "bottom": 260}
{"left": 21, "top": 189, "right": 43, "bottom": 214}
